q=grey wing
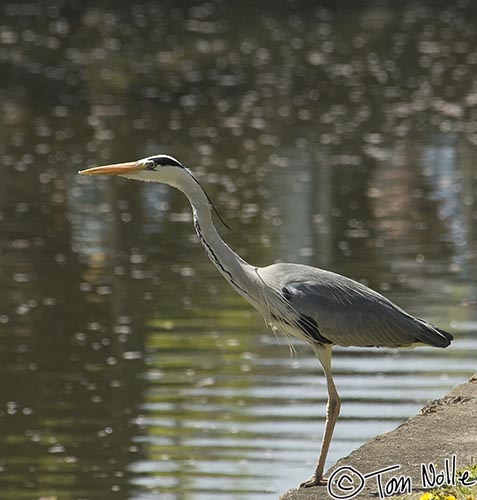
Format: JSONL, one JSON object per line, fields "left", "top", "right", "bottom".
{"left": 262, "top": 264, "right": 453, "bottom": 348}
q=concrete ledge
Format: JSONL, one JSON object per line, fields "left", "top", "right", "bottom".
{"left": 281, "top": 373, "right": 477, "bottom": 500}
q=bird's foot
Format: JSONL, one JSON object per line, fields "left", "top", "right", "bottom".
{"left": 299, "top": 474, "right": 327, "bottom": 488}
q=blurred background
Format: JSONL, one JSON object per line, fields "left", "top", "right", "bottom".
{"left": 1, "top": 0, "right": 476, "bottom": 499}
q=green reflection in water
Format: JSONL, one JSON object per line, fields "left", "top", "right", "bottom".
{"left": 1, "top": 0, "right": 477, "bottom": 499}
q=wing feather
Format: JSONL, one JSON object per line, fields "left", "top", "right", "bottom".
{"left": 258, "top": 263, "right": 453, "bottom": 348}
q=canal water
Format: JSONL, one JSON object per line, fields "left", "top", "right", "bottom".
{"left": 0, "top": 1, "right": 476, "bottom": 499}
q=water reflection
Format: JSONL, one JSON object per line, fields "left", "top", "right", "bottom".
{"left": 1, "top": 1, "right": 476, "bottom": 499}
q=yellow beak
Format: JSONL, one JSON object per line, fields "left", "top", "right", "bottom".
{"left": 79, "top": 161, "right": 142, "bottom": 176}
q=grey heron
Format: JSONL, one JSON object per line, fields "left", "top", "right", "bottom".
{"left": 79, "top": 154, "right": 453, "bottom": 488}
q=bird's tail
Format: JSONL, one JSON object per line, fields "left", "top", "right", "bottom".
{"left": 416, "top": 319, "right": 454, "bottom": 348}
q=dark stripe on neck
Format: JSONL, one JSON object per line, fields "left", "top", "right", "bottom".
{"left": 188, "top": 171, "right": 231, "bottom": 230}
{"left": 193, "top": 217, "right": 251, "bottom": 299}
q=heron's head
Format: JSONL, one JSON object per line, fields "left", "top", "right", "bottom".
{"left": 80, "top": 153, "right": 230, "bottom": 228}
{"left": 79, "top": 154, "right": 186, "bottom": 185}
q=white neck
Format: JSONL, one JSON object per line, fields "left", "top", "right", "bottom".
{"left": 127, "top": 166, "right": 260, "bottom": 304}
{"left": 192, "top": 200, "right": 258, "bottom": 301}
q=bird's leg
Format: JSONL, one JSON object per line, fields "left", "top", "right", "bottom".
{"left": 300, "top": 345, "right": 341, "bottom": 488}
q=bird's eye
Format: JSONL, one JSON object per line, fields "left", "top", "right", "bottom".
{"left": 145, "top": 161, "right": 156, "bottom": 171}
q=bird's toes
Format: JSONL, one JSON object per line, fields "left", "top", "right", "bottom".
{"left": 299, "top": 475, "right": 327, "bottom": 488}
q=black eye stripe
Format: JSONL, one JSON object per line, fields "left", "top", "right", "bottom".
{"left": 146, "top": 155, "right": 183, "bottom": 168}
